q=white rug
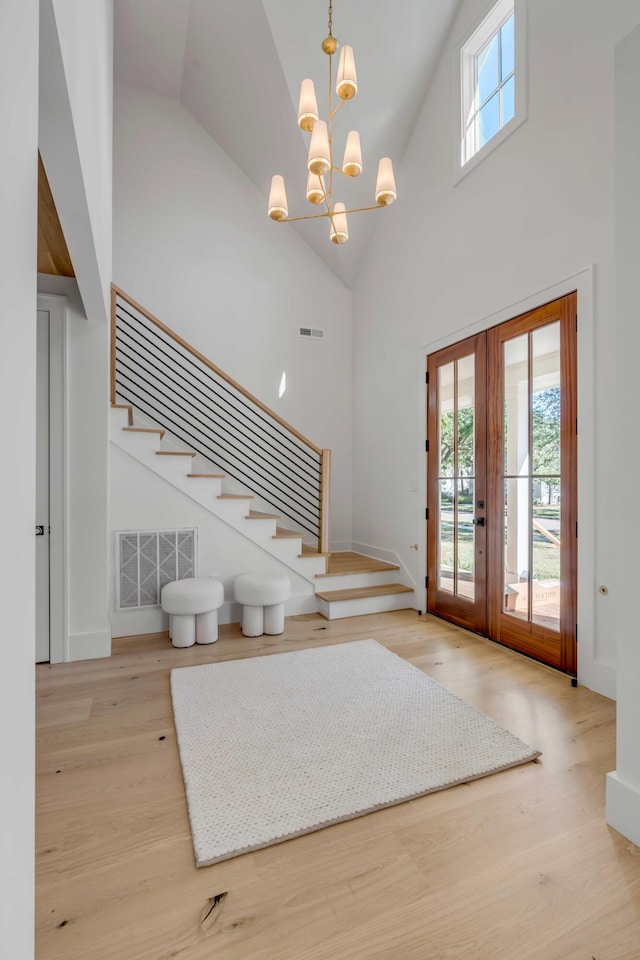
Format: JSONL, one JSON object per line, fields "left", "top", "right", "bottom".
{"left": 170, "top": 639, "right": 540, "bottom": 867}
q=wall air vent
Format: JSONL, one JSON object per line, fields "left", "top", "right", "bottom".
{"left": 299, "top": 327, "right": 325, "bottom": 340}
{"left": 115, "top": 528, "right": 197, "bottom": 610}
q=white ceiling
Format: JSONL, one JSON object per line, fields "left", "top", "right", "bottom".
{"left": 114, "top": 0, "right": 461, "bottom": 287}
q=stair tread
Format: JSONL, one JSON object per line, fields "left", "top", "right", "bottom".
{"left": 247, "top": 510, "right": 280, "bottom": 520}
{"left": 156, "top": 450, "right": 196, "bottom": 457}
{"left": 316, "top": 551, "right": 400, "bottom": 578}
{"left": 299, "top": 543, "right": 329, "bottom": 557}
{"left": 218, "top": 493, "right": 254, "bottom": 500}
{"left": 188, "top": 473, "right": 226, "bottom": 478}
{"left": 273, "top": 526, "right": 302, "bottom": 539}
{"left": 315, "top": 583, "right": 413, "bottom": 603}
{"left": 123, "top": 427, "right": 165, "bottom": 437}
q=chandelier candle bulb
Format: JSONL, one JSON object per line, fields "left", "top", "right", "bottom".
{"left": 336, "top": 44, "right": 357, "bottom": 100}
{"left": 297, "top": 78, "right": 319, "bottom": 132}
{"left": 375, "top": 157, "right": 397, "bottom": 205}
{"left": 306, "top": 171, "right": 326, "bottom": 205}
{"left": 308, "top": 119, "right": 331, "bottom": 176}
{"left": 342, "top": 131, "right": 362, "bottom": 177}
{"left": 330, "top": 202, "right": 349, "bottom": 244}
{"left": 268, "top": 175, "right": 288, "bottom": 221}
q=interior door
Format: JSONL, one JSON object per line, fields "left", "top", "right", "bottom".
{"left": 427, "top": 333, "right": 487, "bottom": 634}
{"left": 426, "top": 294, "right": 577, "bottom": 674}
{"left": 36, "top": 309, "right": 50, "bottom": 663}
{"left": 487, "top": 294, "right": 577, "bottom": 673}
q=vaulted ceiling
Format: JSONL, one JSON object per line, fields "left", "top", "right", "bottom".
{"left": 114, "top": 0, "right": 461, "bottom": 287}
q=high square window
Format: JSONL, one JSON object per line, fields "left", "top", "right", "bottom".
{"left": 459, "top": 0, "right": 525, "bottom": 172}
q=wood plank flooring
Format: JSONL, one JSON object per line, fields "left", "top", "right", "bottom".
{"left": 35, "top": 611, "right": 639, "bottom": 960}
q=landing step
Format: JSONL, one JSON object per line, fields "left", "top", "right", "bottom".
{"left": 188, "top": 473, "right": 226, "bottom": 478}
{"left": 315, "top": 583, "right": 413, "bottom": 603}
{"left": 218, "top": 493, "right": 254, "bottom": 500}
{"left": 247, "top": 510, "right": 280, "bottom": 520}
{"left": 316, "top": 551, "right": 400, "bottom": 578}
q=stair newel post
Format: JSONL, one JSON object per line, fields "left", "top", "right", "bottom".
{"left": 110, "top": 283, "right": 117, "bottom": 405}
{"left": 319, "top": 448, "right": 331, "bottom": 556}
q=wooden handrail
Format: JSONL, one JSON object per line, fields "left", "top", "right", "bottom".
{"left": 111, "top": 284, "right": 323, "bottom": 457}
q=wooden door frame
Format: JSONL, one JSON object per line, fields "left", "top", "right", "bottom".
{"left": 36, "top": 294, "right": 67, "bottom": 665}
{"left": 420, "top": 268, "right": 609, "bottom": 695}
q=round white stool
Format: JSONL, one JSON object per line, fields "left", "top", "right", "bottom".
{"left": 233, "top": 572, "right": 291, "bottom": 637}
{"left": 161, "top": 578, "right": 224, "bottom": 648}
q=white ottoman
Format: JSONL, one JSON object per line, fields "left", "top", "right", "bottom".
{"left": 161, "top": 578, "right": 224, "bottom": 648}
{"left": 233, "top": 572, "right": 291, "bottom": 637}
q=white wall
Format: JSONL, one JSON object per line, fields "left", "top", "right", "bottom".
{"left": 113, "top": 82, "right": 353, "bottom": 547}
{"left": 37, "top": 276, "right": 111, "bottom": 661}
{"left": 0, "top": 1, "right": 38, "bottom": 954}
{"left": 110, "top": 445, "right": 315, "bottom": 637}
{"left": 606, "top": 22, "right": 640, "bottom": 846}
{"left": 352, "top": 0, "right": 640, "bottom": 697}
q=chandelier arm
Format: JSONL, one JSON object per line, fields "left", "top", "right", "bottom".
{"left": 337, "top": 203, "right": 386, "bottom": 215}
{"left": 278, "top": 203, "right": 386, "bottom": 224}
{"left": 329, "top": 101, "right": 345, "bottom": 121}
{"left": 279, "top": 211, "right": 336, "bottom": 223}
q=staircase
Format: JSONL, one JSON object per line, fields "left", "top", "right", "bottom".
{"left": 110, "top": 286, "right": 415, "bottom": 621}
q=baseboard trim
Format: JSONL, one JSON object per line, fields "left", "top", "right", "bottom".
{"left": 351, "top": 541, "right": 417, "bottom": 594}
{"left": 111, "top": 594, "right": 318, "bottom": 639}
{"left": 606, "top": 771, "right": 640, "bottom": 847}
{"left": 67, "top": 630, "right": 111, "bottom": 662}
{"left": 579, "top": 659, "right": 616, "bottom": 700}
{"left": 330, "top": 540, "right": 354, "bottom": 553}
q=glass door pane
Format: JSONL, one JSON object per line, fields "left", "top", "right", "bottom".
{"left": 501, "top": 322, "right": 561, "bottom": 631}
{"left": 532, "top": 322, "right": 561, "bottom": 629}
{"left": 436, "top": 355, "right": 477, "bottom": 602}
{"left": 439, "top": 479, "right": 454, "bottom": 593}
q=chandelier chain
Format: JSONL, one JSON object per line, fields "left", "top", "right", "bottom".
{"left": 328, "top": 0, "right": 333, "bottom": 37}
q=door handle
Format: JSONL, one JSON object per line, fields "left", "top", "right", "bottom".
{"left": 472, "top": 517, "right": 485, "bottom": 527}
{"left": 35, "top": 525, "right": 45, "bottom": 536}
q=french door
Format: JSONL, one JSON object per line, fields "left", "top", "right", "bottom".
{"left": 426, "top": 294, "right": 577, "bottom": 673}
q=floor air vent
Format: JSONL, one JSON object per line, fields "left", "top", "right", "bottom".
{"left": 299, "top": 327, "right": 324, "bottom": 340}
{"left": 115, "top": 528, "right": 197, "bottom": 609}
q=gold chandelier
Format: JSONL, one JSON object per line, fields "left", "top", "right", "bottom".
{"left": 267, "top": 0, "right": 397, "bottom": 245}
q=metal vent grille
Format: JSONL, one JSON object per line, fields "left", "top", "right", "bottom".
{"left": 115, "top": 528, "right": 197, "bottom": 610}
{"left": 299, "top": 327, "right": 325, "bottom": 340}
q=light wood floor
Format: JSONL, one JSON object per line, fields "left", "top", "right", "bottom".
{"left": 36, "top": 611, "right": 639, "bottom": 960}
